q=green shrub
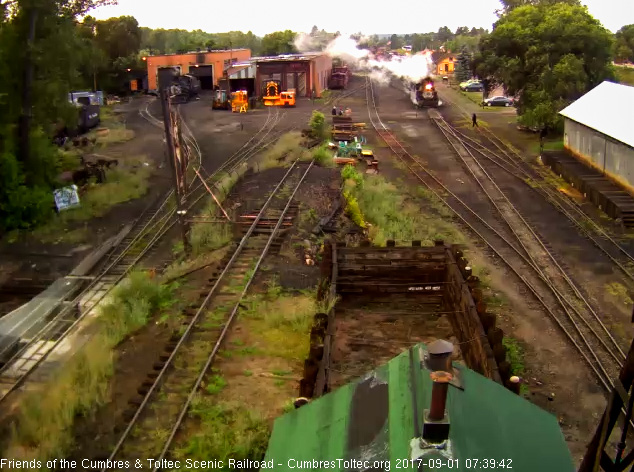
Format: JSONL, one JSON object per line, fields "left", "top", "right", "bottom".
{"left": 343, "top": 190, "right": 366, "bottom": 228}
{"left": 308, "top": 110, "right": 326, "bottom": 139}
{"left": 312, "top": 144, "right": 334, "bottom": 167}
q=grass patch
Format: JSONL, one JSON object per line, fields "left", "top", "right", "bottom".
{"left": 190, "top": 223, "right": 232, "bottom": 256}
{"left": 502, "top": 337, "right": 525, "bottom": 376}
{"left": 173, "top": 397, "right": 269, "bottom": 467}
{"left": 312, "top": 143, "right": 335, "bottom": 167}
{"left": 205, "top": 375, "right": 228, "bottom": 395}
{"left": 605, "top": 282, "right": 634, "bottom": 306}
{"left": 240, "top": 293, "right": 315, "bottom": 361}
{"left": 31, "top": 157, "right": 152, "bottom": 243}
{"left": 187, "top": 164, "right": 249, "bottom": 256}
{"left": 615, "top": 65, "right": 634, "bottom": 87}
{"left": 5, "top": 271, "right": 175, "bottom": 464}
{"left": 530, "top": 139, "right": 564, "bottom": 154}
{"left": 341, "top": 166, "right": 465, "bottom": 246}
{"left": 253, "top": 132, "right": 308, "bottom": 171}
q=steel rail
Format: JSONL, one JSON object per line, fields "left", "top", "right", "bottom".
{"left": 0, "top": 101, "right": 279, "bottom": 405}
{"left": 152, "top": 161, "right": 315, "bottom": 470}
{"left": 365, "top": 76, "right": 615, "bottom": 392}
{"left": 103, "top": 159, "right": 308, "bottom": 468}
{"left": 433, "top": 117, "right": 625, "bottom": 368}
{"left": 438, "top": 91, "right": 634, "bottom": 277}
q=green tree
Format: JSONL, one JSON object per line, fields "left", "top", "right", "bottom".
{"left": 615, "top": 24, "right": 634, "bottom": 63}
{"left": 260, "top": 30, "right": 297, "bottom": 55}
{"left": 497, "top": 0, "right": 580, "bottom": 14}
{"left": 476, "top": 3, "right": 614, "bottom": 130}
{"left": 389, "top": 34, "right": 403, "bottom": 50}
{"left": 455, "top": 49, "right": 472, "bottom": 82}
{"left": 0, "top": 0, "right": 113, "bottom": 232}
{"left": 95, "top": 16, "right": 141, "bottom": 61}
{"left": 436, "top": 26, "right": 453, "bottom": 44}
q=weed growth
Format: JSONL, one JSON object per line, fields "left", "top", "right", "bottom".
{"left": 605, "top": 282, "right": 633, "bottom": 306}
{"left": 312, "top": 144, "right": 334, "bottom": 167}
{"left": 341, "top": 166, "right": 465, "bottom": 246}
{"left": 6, "top": 271, "right": 174, "bottom": 465}
{"left": 502, "top": 337, "right": 525, "bottom": 376}
{"left": 173, "top": 397, "right": 269, "bottom": 467}
{"left": 255, "top": 132, "right": 307, "bottom": 171}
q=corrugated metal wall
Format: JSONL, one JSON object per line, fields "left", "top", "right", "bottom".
{"left": 564, "top": 118, "right": 634, "bottom": 190}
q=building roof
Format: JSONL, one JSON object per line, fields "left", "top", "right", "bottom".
{"left": 146, "top": 48, "right": 249, "bottom": 58}
{"left": 263, "top": 343, "right": 574, "bottom": 472}
{"left": 251, "top": 52, "right": 324, "bottom": 63}
{"left": 227, "top": 64, "right": 256, "bottom": 79}
{"left": 559, "top": 81, "right": 634, "bottom": 149}
{"left": 432, "top": 51, "right": 456, "bottom": 64}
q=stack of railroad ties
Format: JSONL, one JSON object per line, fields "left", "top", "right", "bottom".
{"left": 328, "top": 108, "right": 378, "bottom": 173}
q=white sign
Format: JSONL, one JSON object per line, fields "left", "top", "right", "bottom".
{"left": 53, "top": 185, "right": 81, "bottom": 211}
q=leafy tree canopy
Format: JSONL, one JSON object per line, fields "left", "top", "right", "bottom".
{"left": 615, "top": 24, "right": 634, "bottom": 63}
{"left": 475, "top": 2, "right": 614, "bottom": 129}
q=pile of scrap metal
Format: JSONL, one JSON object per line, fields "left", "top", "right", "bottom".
{"left": 329, "top": 113, "right": 377, "bottom": 171}
{"left": 57, "top": 155, "right": 119, "bottom": 187}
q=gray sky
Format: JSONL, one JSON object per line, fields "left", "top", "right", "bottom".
{"left": 90, "top": 0, "right": 634, "bottom": 35}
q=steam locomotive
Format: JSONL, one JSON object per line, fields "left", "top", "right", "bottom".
{"left": 409, "top": 77, "right": 440, "bottom": 108}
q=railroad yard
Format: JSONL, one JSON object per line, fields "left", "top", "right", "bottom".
{"left": 2, "top": 69, "right": 634, "bottom": 468}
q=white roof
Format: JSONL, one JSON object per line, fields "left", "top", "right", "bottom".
{"left": 559, "top": 81, "right": 634, "bottom": 148}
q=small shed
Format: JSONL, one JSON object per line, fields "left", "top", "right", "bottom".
{"left": 559, "top": 81, "right": 634, "bottom": 193}
{"left": 262, "top": 343, "right": 574, "bottom": 472}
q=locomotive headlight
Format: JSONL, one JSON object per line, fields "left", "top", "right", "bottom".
{"left": 425, "top": 84, "right": 433, "bottom": 90}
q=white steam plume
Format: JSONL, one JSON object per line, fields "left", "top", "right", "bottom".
{"left": 324, "top": 34, "right": 369, "bottom": 65}
{"left": 294, "top": 32, "right": 317, "bottom": 53}
{"left": 320, "top": 33, "right": 435, "bottom": 84}
{"left": 369, "top": 69, "right": 390, "bottom": 86}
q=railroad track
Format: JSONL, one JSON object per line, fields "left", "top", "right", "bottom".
{"left": 366, "top": 76, "right": 624, "bottom": 393}
{"left": 101, "top": 159, "right": 314, "bottom": 471}
{"left": 0, "top": 104, "right": 284, "bottom": 406}
{"left": 437, "top": 92, "right": 634, "bottom": 283}
{"left": 0, "top": 192, "right": 173, "bottom": 403}
{"left": 442, "top": 119, "right": 634, "bottom": 283}
{"left": 0, "top": 87, "right": 363, "bottom": 407}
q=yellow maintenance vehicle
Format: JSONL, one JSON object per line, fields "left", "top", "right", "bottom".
{"left": 262, "top": 80, "right": 296, "bottom": 107}
{"left": 231, "top": 90, "right": 248, "bottom": 113}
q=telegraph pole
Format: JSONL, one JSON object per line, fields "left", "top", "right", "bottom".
{"left": 159, "top": 87, "right": 191, "bottom": 255}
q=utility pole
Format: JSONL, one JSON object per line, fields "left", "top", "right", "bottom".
{"left": 159, "top": 87, "right": 191, "bottom": 255}
{"left": 18, "top": 5, "right": 38, "bottom": 176}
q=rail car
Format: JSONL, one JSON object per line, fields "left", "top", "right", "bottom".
{"left": 409, "top": 76, "right": 440, "bottom": 108}
{"left": 328, "top": 66, "right": 351, "bottom": 89}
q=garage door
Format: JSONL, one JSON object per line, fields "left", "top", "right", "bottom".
{"left": 189, "top": 65, "right": 214, "bottom": 90}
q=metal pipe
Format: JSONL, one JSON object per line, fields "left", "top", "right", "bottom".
{"left": 429, "top": 371, "right": 452, "bottom": 421}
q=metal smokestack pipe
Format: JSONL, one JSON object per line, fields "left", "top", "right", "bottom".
{"left": 429, "top": 371, "right": 452, "bottom": 421}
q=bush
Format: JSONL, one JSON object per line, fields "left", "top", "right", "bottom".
{"left": 308, "top": 111, "right": 326, "bottom": 139}
{"left": 0, "top": 150, "right": 54, "bottom": 233}
{"left": 343, "top": 190, "right": 366, "bottom": 228}
{"left": 312, "top": 144, "right": 334, "bottom": 167}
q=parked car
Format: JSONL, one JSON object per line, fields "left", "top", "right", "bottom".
{"left": 483, "top": 96, "right": 514, "bottom": 107}
{"left": 460, "top": 79, "right": 481, "bottom": 90}
{"left": 463, "top": 82, "right": 483, "bottom": 92}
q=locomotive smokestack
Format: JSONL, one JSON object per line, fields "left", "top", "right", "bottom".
{"left": 422, "top": 371, "right": 452, "bottom": 443}
{"left": 429, "top": 371, "right": 452, "bottom": 421}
